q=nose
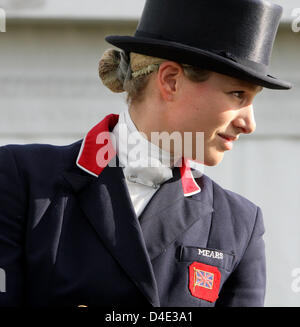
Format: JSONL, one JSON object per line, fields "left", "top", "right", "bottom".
{"left": 232, "top": 104, "right": 256, "bottom": 135}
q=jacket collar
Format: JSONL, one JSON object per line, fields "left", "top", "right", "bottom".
{"left": 76, "top": 113, "right": 201, "bottom": 197}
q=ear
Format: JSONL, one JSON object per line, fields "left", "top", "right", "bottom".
{"left": 156, "top": 62, "right": 184, "bottom": 102}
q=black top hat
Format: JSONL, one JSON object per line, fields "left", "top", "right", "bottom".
{"left": 106, "top": 0, "right": 292, "bottom": 90}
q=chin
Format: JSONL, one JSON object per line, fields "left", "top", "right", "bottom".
{"left": 190, "top": 148, "right": 224, "bottom": 167}
{"left": 203, "top": 153, "right": 224, "bottom": 167}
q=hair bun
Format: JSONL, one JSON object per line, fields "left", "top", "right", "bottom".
{"left": 98, "top": 49, "right": 125, "bottom": 93}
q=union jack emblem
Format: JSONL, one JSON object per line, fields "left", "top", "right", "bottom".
{"left": 194, "top": 268, "right": 214, "bottom": 290}
{"left": 189, "top": 262, "right": 221, "bottom": 302}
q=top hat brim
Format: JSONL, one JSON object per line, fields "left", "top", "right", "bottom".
{"left": 106, "top": 35, "right": 292, "bottom": 90}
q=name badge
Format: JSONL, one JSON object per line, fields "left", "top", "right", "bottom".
{"left": 197, "top": 249, "right": 223, "bottom": 260}
{"left": 179, "top": 246, "right": 235, "bottom": 271}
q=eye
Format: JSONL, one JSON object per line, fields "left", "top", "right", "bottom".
{"left": 231, "top": 91, "right": 245, "bottom": 100}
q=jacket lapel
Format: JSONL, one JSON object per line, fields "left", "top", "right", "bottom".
{"left": 62, "top": 160, "right": 160, "bottom": 307}
{"left": 139, "top": 168, "right": 214, "bottom": 261}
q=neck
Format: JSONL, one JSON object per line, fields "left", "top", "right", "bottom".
{"left": 128, "top": 105, "right": 181, "bottom": 167}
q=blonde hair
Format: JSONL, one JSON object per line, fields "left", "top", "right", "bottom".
{"left": 98, "top": 49, "right": 211, "bottom": 105}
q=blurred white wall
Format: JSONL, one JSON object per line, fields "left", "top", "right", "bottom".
{"left": 0, "top": 0, "right": 145, "bottom": 20}
{"left": 0, "top": 0, "right": 299, "bottom": 307}
{"left": 0, "top": 0, "right": 298, "bottom": 21}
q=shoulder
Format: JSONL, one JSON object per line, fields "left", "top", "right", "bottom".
{"left": 2, "top": 140, "right": 82, "bottom": 166}
{"left": 0, "top": 140, "right": 83, "bottom": 180}
{"left": 210, "top": 176, "right": 258, "bottom": 215}
{"left": 201, "top": 174, "right": 264, "bottom": 265}
{"left": 205, "top": 175, "right": 262, "bottom": 239}
{"left": 2, "top": 140, "right": 82, "bottom": 159}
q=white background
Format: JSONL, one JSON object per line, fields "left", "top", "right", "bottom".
{"left": 0, "top": 0, "right": 298, "bottom": 21}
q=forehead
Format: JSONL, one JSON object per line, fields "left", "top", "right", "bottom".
{"left": 210, "top": 72, "right": 263, "bottom": 93}
{"left": 230, "top": 79, "right": 263, "bottom": 92}
{"left": 224, "top": 75, "right": 263, "bottom": 93}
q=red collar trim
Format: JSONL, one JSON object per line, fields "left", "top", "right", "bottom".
{"left": 76, "top": 113, "right": 119, "bottom": 177}
{"left": 179, "top": 158, "right": 201, "bottom": 197}
{"left": 76, "top": 114, "right": 201, "bottom": 196}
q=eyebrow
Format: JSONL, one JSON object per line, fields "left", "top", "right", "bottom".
{"left": 231, "top": 83, "right": 263, "bottom": 93}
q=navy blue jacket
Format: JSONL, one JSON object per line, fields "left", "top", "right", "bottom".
{"left": 0, "top": 114, "right": 266, "bottom": 307}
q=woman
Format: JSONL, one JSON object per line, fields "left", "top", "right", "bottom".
{"left": 0, "top": 0, "right": 292, "bottom": 306}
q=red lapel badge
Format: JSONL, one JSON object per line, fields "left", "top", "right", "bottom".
{"left": 189, "top": 261, "right": 221, "bottom": 303}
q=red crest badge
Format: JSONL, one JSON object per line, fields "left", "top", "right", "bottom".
{"left": 189, "top": 262, "right": 221, "bottom": 303}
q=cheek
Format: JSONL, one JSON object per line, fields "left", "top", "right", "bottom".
{"left": 198, "top": 98, "right": 234, "bottom": 134}
{"left": 177, "top": 86, "right": 234, "bottom": 135}
{"left": 189, "top": 94, "right": 227, "bottom": 123}
{"left": 198, "top": 114, "right": 232, "bottom": 144}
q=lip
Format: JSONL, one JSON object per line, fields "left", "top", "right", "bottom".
{"left": 218, "top": 133, "right": 238, "bottom": 142}
{"left": 217, "top": 134, "right": 236, "bottom": 150}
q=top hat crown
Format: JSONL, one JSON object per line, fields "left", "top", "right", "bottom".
{"left": 106, "top": 0, "right": 292, "bottom": 90}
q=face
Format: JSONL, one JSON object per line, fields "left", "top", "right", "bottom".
{"left": 167, "top": 71, "right": 263, "bottom": 166}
